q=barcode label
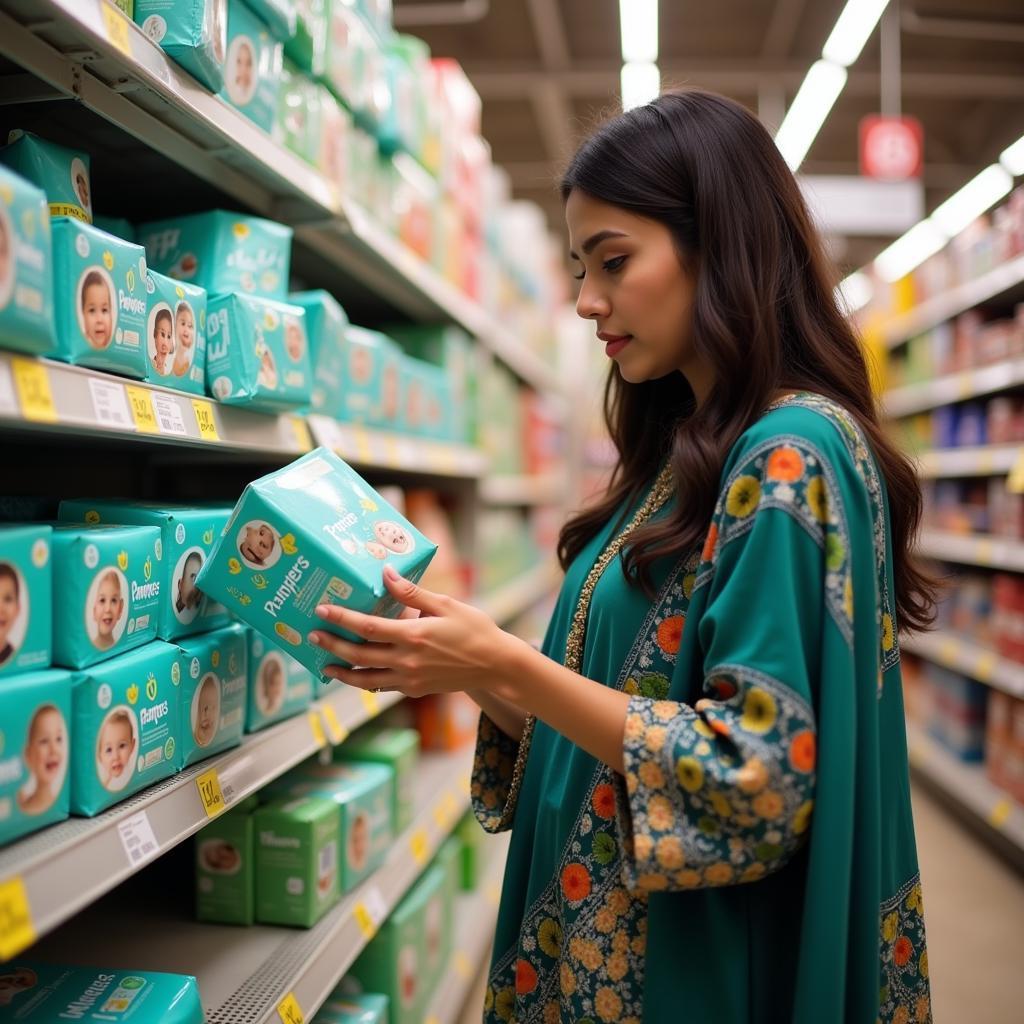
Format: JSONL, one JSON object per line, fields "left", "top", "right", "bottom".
{"left": 151, "top": 393, "right": 188, "bottom": 436}
{"left": 88, "top": 378, "right": 132, "bottom": 428}
{"left": 117, "top": 811, "right": 159, "bottom": 867}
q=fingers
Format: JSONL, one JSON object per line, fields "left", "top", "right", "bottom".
{"left": 383, "top": 566, "right": 448, "bottom": 617}
{"left": 315, "top": 603, "right": 405, "bottom": 642}
{"left": 324, "top": 665, "right": 397, "bottom": 690}
{"left": 308, "top": 630, "right": 395, "bottom": 669}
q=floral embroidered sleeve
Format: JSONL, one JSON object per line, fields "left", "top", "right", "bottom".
{"left": 472, "top": 712, "right": 534, "bottom": 833}
{"left": 615, "top": 438, "right": 841, "bottom": 893}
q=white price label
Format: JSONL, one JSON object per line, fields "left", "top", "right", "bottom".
{"left": 151, "top": 393, "right": 188, "bottom": 436}
{"left": 309, "top": 415, "right": 343, "bottom": 451}
{"left": 364, "top": 885, "right": 387, "bottom": 926}
{"left": 117, "top": 811, "right": 159, "bottom": 867}
{"left": 88, "top": 378, "right": 132, "bottom": 429}
{"left": 0, "top": 360, "right": 17, "bottom": 415}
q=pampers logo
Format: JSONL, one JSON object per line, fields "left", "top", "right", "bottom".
{"left": 57, "top": 972, "right": 116, "bottom": 1019}
{"left": 141, "top": 700, "right": 169, "bottom": 726}
{"left": 323, "top": 514, "right": 358, "bottom": 545}
{"left": 263, "top": 555, "right": 311, "bottom": 618}
{"left": 119, "top": 288, "right": 145, "bottom": 315}
{"left": 131, "top": 578, "right": 160, "bottom": 602}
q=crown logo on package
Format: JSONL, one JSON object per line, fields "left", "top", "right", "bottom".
{"left": 117, "top": 550, "right": 129, "bottom": 571}
{"left": 144, "top": 556, "right": 152, "bottom": 581}
{"left": 146, "top": 673, "right": 158, "bottom": 701}
{"left": 103, "top": 250, "right": 114, "bottom": 270}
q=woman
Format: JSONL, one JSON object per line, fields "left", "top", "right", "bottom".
{"left": 308, "top": 90, "right": 934, "bottom": 1024}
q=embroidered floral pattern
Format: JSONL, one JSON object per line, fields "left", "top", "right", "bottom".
{"left": 472, "top": 712, "right": 523, "bottom": 833}
{"left": 879, "top": 874, "right": 932, "bottom": 1023}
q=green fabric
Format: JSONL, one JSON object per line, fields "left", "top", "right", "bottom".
{"left": 472, "top": 395, "right": 931, "bottom": 1024}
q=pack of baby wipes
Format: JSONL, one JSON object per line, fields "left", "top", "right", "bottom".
{"left": 134, "top": 0, "right": 227, "bottom": 93}
{"left": 0, "top": 524, "right": 52, "bottom": 679}
{"left": 143, "top": 269, "right": 207, "bottom": 393}
{"left": 0, "top": 131, "right": 92, "bottom": 222}
{"left": 246, "top": 628, "right": 314, "bottom": 732}
{"left": 220, "top": 0, "right": 284, "bottom": 133}
{"left": 289, "top": 289, "right": 347, "bottom": 417}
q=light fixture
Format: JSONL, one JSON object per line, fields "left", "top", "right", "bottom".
{"left": 774, "top": 61, "right": 848, "bottom": 171}
{"left": 874, "top": 220, "right": 948, "bottom": 283}
{"left": 837, "top": 271, "right": 873, "bottom": 314}
{"left": 619, "top": 0, "right": 658, "bottom": 63}
{"left": 621, "top": 62, "right": 660, "bottom": 112}
{"left": 822, "top": 0, "right": 892, "bottom": 67}
{"left": 929, "top": 164, "right": 1014, "bottom": 238}
{"left": 1000, "top": 134, "right": 1024, "bottom": 177}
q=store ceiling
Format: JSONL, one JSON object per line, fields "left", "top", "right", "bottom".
{"left": 394, "top": 0, "right": 1024, "bottom": 276}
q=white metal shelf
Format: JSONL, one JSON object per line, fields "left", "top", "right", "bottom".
{"left": 902, "top": 631, "right": 1024, "bottom": 700}
{"left": 881, "top": 252, "right": 1024, "bottom": 349}
{"left": 28, "top": 748, "right": 475, "bottom": 1024}
{"left": 476, "top": 562, "right": 562, "bottom": 624}
{"left": 916, "top": 444, "right": 1021, "bottom": 478}
{"left": 0, "top": 686, "right": 402, "bottom": 960}
{"left": 917, "top": 529, "right": 1024, "bottom": 571}
{"left": 885, "top": 358, "right": 1024, "bottom": 418}
{"left": 479, "top": 473, "right": 566, "bottom": 506}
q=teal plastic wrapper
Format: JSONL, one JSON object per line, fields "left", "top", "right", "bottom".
{"left": 176, "top": 623, "right": 247, "bottom": 768}
{"left": 341, "top": 326, "right": 402, "bottom": 429}
{"left": 275, "top": 62, "right": 320, "bottom": 165}
{"left": 0, "top": 164, "right": 56, "bottom": 356}
{"left": 286, "top": 0, "right": 327, "bottom": 76}
{"left": 135, "top": 0, "right": 228, "bottom": 93}
{"left": 289, "top": 289, "right": 348, "bottom": 417}
{"left": 206, "top": 292, "right": 312, "bottom": 411}
{"left": 245, "top": 627, "right": 314, "bottom": 732}
{"left": 51, "top": 524, "right": 162, "bottom": 670}
{"left": 0, "top": 524, "right": 52, "bottom": 679}
{"left": 399, "top": 355, "right": 450, "bottom": 440}
{"left": 247, "top": 0, "right": 298, "bottom": 39}
{"left": 0, "top": 130, "right": 92, "bottom": 222}
{"left": 0, "top": 669, "right": 72, "bottom": 845}
{"left": 195, "top": 447, "right": 436, "bottom": 677}
{"left": 143, "top": 269, "right": 207, "bottom": 393}
{"left": 195, "top": 804, "right": 254, "bottom": 924}
{"left": 50, "top": 218, "right": 148, "bottom": 377}
{"left": 0, "top": 964, "right": 203, "bottom": 1022}
{"left": 312, "top": 991, "right": 388, "bottom": 1024}
{"left": 57, "top": 502, "right": 232, "bottom": 641}
{"left": 93, "top": 216, "right": 135, "bottom": 242}
{"left": 70, "top": 641, "right": 181, "bottom": 816}
{"left": 220, "top": 0, "right": 284, "bottom": 132}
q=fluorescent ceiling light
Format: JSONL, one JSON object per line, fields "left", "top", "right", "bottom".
{"left": 619, "top": 0, "right": 658, "bottom": 63}
{"left": 774, "top": 61, "right": 847, "bottom": 171}
{"left": 822, "top": 0, "right": 891, "bottom": 67}
{"left": 874, "top": 220, "right": 947, "bottom": 282}
{"left": 930, "top": 164, "right": 1013, "bottom": 238}
{"left": 837, "top": 272, "right": 873, "bottom": 314}
{"left": 621, "top": 62, "right": 660, "bottom": 112}
{"left": 999, "top": 134, "right": 1024, "bottom": 176}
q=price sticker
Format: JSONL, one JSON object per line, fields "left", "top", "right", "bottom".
{"left": 192, "top": 399, "right": 220, "bottom": 441}
{"left": 1007, "top": 449, "right": 1024, "bottom": 494}
{"left": 989, "top": 797, "right": 1012, "bottom": 828}
{"left": 125, "top": 386, "right": 159, "bottom": 434}
{"left": 321, "top": 704, "right": 349, "bottom": 745}
{"left": 360, "top": 690, "right": 380, "bottom": 716}
{"left": 276, "top": 992, "right": 305, "bottom": 1024}
{"left": 938, "top": 638, "right": 959, "bottom": 665}
{"left": 383, "top": 435, "right": 401, "bottom": 467}
{"left": 12, "top": 357, "right": 57, "bottom": 423}
{"left": 453, "top": 951, "right": 473, "bottom": 980}
{"left": 0, "top": 876, "right": 36, "bottom": 960}
{"left": 100, "top": 0, "right": 133, "bottom": 56}
{"left": 956, "top": 372, "right": 974, "bottom": 401}
{"left": 975, "top": 539, "right": 995, "bottom": 565}
{"left": 425, "top": 1017, "right": 441, "bottom": 1024}
{"left": 353, "top": 426, "right": 373, "bottom": 464}
{"left": 88, "top": 377, "right": 132, "bottom": 429}
{"left": 290, "top": 416, "right": 313, "bottom": 452}
{"left": 196, "top": 768, "right": 226, "bottom": 818}
{"left": 117, "top": 811, "right": 159, "bottom": 868}
{"left": 410, "top": 828, "right": 429, "bottom": 865}
{"left": 308, "top": 711, "right": 327, "bottom": 748}
{"left": 353, "top": 902, "right": 378, "bottom": 940}
{"left": 974, "top": 652, "right": 996, "bottom": 683}
{"left": 486, "top": 882, "right": 502, "bottom": 907}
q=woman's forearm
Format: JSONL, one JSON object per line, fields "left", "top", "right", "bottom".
{"left": 466, "top": 688, "right": 528, "bottom": 742}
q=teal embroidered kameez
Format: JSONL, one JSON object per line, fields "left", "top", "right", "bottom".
{"left": 472, "top": 395, "right": 931, "bottom": 1024}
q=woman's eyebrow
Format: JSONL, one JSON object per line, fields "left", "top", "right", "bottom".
{"left": 569, "top": 229, "right": 629, "bottom": 260}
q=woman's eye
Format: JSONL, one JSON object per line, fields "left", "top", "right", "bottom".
{"left": 603, "top": 255, "right": 627, "bottom": 273}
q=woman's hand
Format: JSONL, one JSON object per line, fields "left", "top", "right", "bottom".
{"left": 308, "top": 565, "right": 522, "bottom": 697}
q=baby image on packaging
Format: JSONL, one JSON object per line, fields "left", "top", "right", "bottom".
{"left": 85, "top": 566, "right": 128, "bottom": 652}
{"left": 348, "top": 809, "right": 370, "bottom": 873}
{"left": 70, "top": 157, "right": 90, "bottom": 218}
{"left": 0, "top": 966, "right": 36, "bottom": 1008}
{"left": 192, "top": 671, "right": 221, "bottom": 748}
{"left": 17, "top": 702, "right": 68, "bottom": 817}
{"left": 0, "top": 561, "right": 27, "bottom": 668}
{"left": 96, "top": 705, "right": 138, "bottom": 792}
{"left": 256, "top": 649, "right": 285, "bottom": 716}
{"left": 0, "top": 201, "right": 12, "bottom": 311}
{"left": 227, "top": 33, "right": 258, "bottom": 106}
{"left": 284, "top": 315, "right": 306, "bottom": 362}
{"left": 78, "top": 266, "right": 115, "bottom": 350}
{"left": 199, "top": 837, "right": 242, "bottom": 874}
{"left": 173, "top": 548, "right": 205, "bottom": 625}
{"left": 148, "top": 301, "right": 174, "bottom": 377}
{"left": 174, "top": 298, "right": 197, "bottom": 377}
{"left": 237, "top": 519, "right": 281, "bottom": 570}
{"left": 256, "top": 340, "right": 278, "bottom": 390}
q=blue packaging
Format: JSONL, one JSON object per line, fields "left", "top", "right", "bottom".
{"left": 144, "top": 269, "right": 207, "bottom": 393}
{"left": 0, "top": 524, "right": 52, "bottom": 679}
{"left": 135, "top": 0, "right": 228, "bottom": 93}
{"left": 220, "top": 0, "right": 284, "bottom": 133}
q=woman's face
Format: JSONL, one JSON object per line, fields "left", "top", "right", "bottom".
{"left": 566, "top": 189, "right": 703, "bottom": 392}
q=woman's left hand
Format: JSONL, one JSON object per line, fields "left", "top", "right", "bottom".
{"left": 308, "top": 564, "right": 520, "bottom": 697}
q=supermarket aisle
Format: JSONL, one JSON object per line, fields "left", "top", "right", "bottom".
{"left": 912, "top": 784, "right": 1024, "bottom": 1022}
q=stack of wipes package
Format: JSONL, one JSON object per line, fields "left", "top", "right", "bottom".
{"left": 341, "top": 327, "right": 402, "bottom": 429}
{"left": 195, "top": 447, "right": 436, "bottom": 677}
{"left": 134, "top": 0, "right": 228, "bottom": 93}
{"left": 51, "top": 524, "right": 162, "bottom": 670}
{"left": 143, "top": 270, "right": 207, "bottom": 393}
{"left": 206, "top": 292, "right": 312, "bottom": 411}
{"left": 289, "top": 289, "right": 347, "bottom": 417}
{"left": 70, "top": 640, "right": 181, "bottom": 816}
{"left": 220, "top": 0, "right": 284, "bottom": 133}
{"left": 0, "top": 131, "right": 93, "bottom": 222}
{"left": 311, "top": 991, "right": 389, "bottom": 1024}
{"left": 0, "top": 165, "right": 56, "bottom": 356}
{"left": 0, "top": 670, "right": 72, "bottom": 845}
{"left": 246, "top": 628, "right": 314, "bottom": 731}
{"left": 0, "top": 964, "right": 203, "bottom": 1023}
{"left": 195, "top": 795, "right": 258, "bottom": 925}
{"left": 58, "top": 502, "right": 232, "bottom": 640}
{"left": 50, "top": 219, "right": 148, "bottom": 377}
{"left": 0, "top": 525, "right": 52, "bottom": 679}
{"left": 176, "top": 622, "right": 247, "bottom": 767}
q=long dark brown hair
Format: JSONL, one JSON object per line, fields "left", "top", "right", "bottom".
{"left": 558, "top": 89, "right": 936, "bottom": 632}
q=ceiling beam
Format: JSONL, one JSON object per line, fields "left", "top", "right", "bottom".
{"left": 523, "top": 0, "right": 575, "bottom": 164}
{"left": 761, "top": 0, "right": 809, "bottom": 58}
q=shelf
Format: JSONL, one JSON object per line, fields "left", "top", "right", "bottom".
{"left": 476, "top": 562, "right": 562, "bottom": 624}
{"left": 479, "top": 473, "right": 566, "bottom": 506}
{"left": 917, "top": 529, "right": 1024, "bottom": 571}
{"left": 0, "top": 686, "right": 402, "bottom": 960}
{"left": 881, "top": 252, "right": 1024, "bottom": 349}
{"left": 916, "top": 444, "right": 1021, "bottom": 478}
{"left": 885, "top": 358, "right": 1024, "bottom": 418}
{"left": 902, "top": 632, "right": 1024, "bottom": 700}
{"left": 27, "top": 748, "right": 476, "bottom": 1024}
{"left": 906, "top": 723, "right": 1024, "bottom": 868}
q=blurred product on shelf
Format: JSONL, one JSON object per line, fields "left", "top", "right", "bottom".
{"left": 134, "top": 0, "right": 227, "bottom": 93}
{"left": 332, "top": 724, "right": 420, "bottom": 832}
{"left": 921, "top": 476, "right": 1024, "bottom": 541}
{"left": 477, "top": 509, "right": 541, "bottom": 593}
{"left": 144, "top": 270, "right": 208, "bottom": 394}
{"left": 311, "top": 991, "right": 389, "bottom": 1024}
{"left": 404, "top": 490, "right": 468, "bottom": 598}
{"left": 0, "top": 131, "right": 92, "bottom": 222}
{"left": 414, "top": 693, "right": 478, "bottom": 752}
{"left": 0, "top": 524, "right": 53, "bottom": 679}
{"left": 986, "top": 690, "right": 1024, "bottom": 803}
{"left": 293, "top": 289, "right": 349, "bottom": 418}
{"left": 455, "top": 810, "right": 485, "bottom": 891}
{"left": 286, "top": 0, "right": 328, "bottom": 77}
{"left": 93, "top": 215, "right": 136, "bottom": 242}
{"left": 341, "top": 326, "right": 402, "bottom": 429}
{"left": 245, "top": 628, "right": 315, "bottom": 732}
{"left": 219, "top": 0, "right": 284, "bottom": 132}
{"left": 195, "top": 795, "right": 259, "bottom": 925}
{"left": 247, "top": 0, "right": 298, "bottom": 41}
{"left": 902, "top": 656, "right": 987, "bottom": 762}
{"left": 479, "top": 360, "right": 524, "bottom": 475}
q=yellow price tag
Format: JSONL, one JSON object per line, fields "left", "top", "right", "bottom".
{"left": 0, "top": 876, "right": 36, "bottom": 961}
{"left": 290, "top": 416, "right": 313, "bottom": 452}
{"left": 486, "top": 882, "right": 502, "bottom": 907}
{"left": 974, "top": 652, "right": 996, "bottom": 683}
{"left": 276, "top": 992, "right": 305, "bottom": 1024}
{"left": 192, "top": 399, "right": 220, "bottom": 441}
{"left": 353, "top": 426, "right": 373, "bottom": 464}
{"left": 938, "top": 638, "right": 959, "bottom": 665}
{"left": 125, "top": 385, "right": 159, "bottom": 434}
{"left": 321, "top": 704, "right": 348, "bottom": 745}
{"left": 453, "top": 951, "right": 473, "bottom": 980}
{"left": 975, "top": 539, "right": 995, "bottom": 565}
{"left": 196, "top": 768, "right": 226, "bottom": 818}
{"left": 308, "top": 711, "right": 327, "bottom": 748}
{"left": 353, "top": 902, "right": 378, "bottom": 939}
{"left": 360, "top": 690, "right": 380, "bottom": 715}
{"left": 12, "top": 357, "right": 57, "bottom": 423}
{"left": 1007, "top": 448, "right": 1024, "bottom": 494}
{"left": 383, "top": 436, "right": 401, "bottom": 467}
{"left": 410, "top": 828, "right": 429, "bottom": 865}
{"left": 989, "top": 797, "right": 1012, "bottom": 828}
{"left": 100, "top": 0, "right": 133, "bottom": 56}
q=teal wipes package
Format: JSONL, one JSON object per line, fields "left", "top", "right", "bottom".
{"left": 220, "top": 0, "right": 284, "bottom": 133}
{"left": 247, "top": 0, "right": 297, "bottom": 39}
{"left": 70, "top": 641, "right": 181, "bottom": 816}
{"left": 0, "top": 964, "right": 203, "bottom": 1022}
{"left": 138, "top": 209, "right": 293, "bottom": 300}
{"left": 58, "top": 502, "right": 232, "bottom": 640}
{"left": 93, "top": 216, "right": 135, "bottom": 241}
{"left": 289, "top": 289, "right": 347, "bottom": 417}
{"left": 400, "top": 356, "right": 450, "bottom": 441}
{"left": 0, "top": 670, "right": 71, "bottom": 846}
{"left": 341, "top": 326, "right": 401, "bottom": 429}
{"left": 0, "top": 165, "right": 56, "bottom": 356}
{"left": 0, "top": 525, "right": 52, "bottom": 679}
{"left": 206, "top": 292, "right": 312, "bottom": 412}
{"left": 312, "top": 992, "right": 388, "bottom": 1024}
{"left": 195, "top": 447, "right": 436, "bottom": 677}
{"left": 246, "top": 628, "right": 313, "bottom": 732}
{"left": 51, "top": 524, "right": 162, "bottom": 670}
{"left": 0, "top": 131, "right": 92, "bottom": 222}
{"left": 144, "top": 270, "right": 207, "bottom": 393}
{"left": 51, "top": 218, "right": 148, "bottom": 377}
{"left": 135, "top": 0, "right": 228, "bottom": 93}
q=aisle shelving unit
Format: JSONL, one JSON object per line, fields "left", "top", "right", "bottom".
{"left": 915, "top": 444, "right": 1021, "bottom": 479}
{"left": 917, "top": 529, "right": 1024, "bottom": 571}
{"left": 902, "top": 631, "right": 1024, "bottom": 700}
{"left": 885, "top": 357, "right": 1024, "bottom": 419}
{"left": 480, "top": 473, "right": 566, "bottom": 506}
{"left": 477, "top": 562, "right": 562, "bottom": 625}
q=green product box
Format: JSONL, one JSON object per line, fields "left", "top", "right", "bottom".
{"left": 332, "top": 725, "right": 418, "bottom": 833}
{"left": 194, "top": 447, "right": 436, "bottom": 677}
{"left": 206, "top": 292, "right": 312, "bottom": 412}
{"left": 195, "top": 804, "right": 254, "bottom": 925}
{"left": 135, "top": 0, "right": 227, "bottom": 93}
{"left": 0, "top": 964, "right": 204, "bottom": 1023}
{"left": 247, "top": 0, "right": 297, "bottom": 39}
{"left": 144, "top": 269, "right": 207, "bottom": 393}
{"left": 50, "top": 218, "right": 148, "bottom": 377}
{"left": 312, "top": 991, "right": 388, "bottom": 1024}
{"left": 435, "top": 833, "right": 461, "bottom": 913}
{"left": 51, "top": 524, "right": 162, "bottom": 670}
{"left": 246, "top": 627, "right": 314, "bottom": 731}
{"left": 276, "top": 62, "right": 320, "bottom": 165}
{"left": 289, "top": 289, "right": 348, "bottom": 418}
{"left": 114, "top": 0, "right": 134, "bottom": 15}
{"left": 316, "top": 85, "right": 351, "bottom": 190}
{"left": 0, "top": 669, "right": 72, "bottom": 845}
{"left": 0, "top": 524, "right": 52, "bottom": 679}
{"left": 456, "top": 810, "right": 484, "bottom": 890}
{"left": 254, "top": 793, "right": 340, "bottom": 926}
{"left": 58, "top": 501, "right": 232, "bottom": 640}
{"left": 0, "top": 131, "right": 92, "bottom": 222}
{"left": 0, "top": 163, "right": 56, "bottom": 356}
{"left": 176, "top": 623, "right": 247, "bottom": 768}
{"left": 323, "top": 1, "right": 370, "bottom": 112}
{"left": 70, "top": 640, "right": 181, "bottom": 816}
{"left": 341, "top": 326, "right": 401, "bottom": 430}
{"left": 287, "top": 0, "right": 327, "bottom": 76}
{"left": 220, "top": 0, "right": 284, "bottom": 133}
